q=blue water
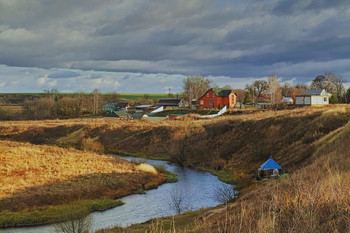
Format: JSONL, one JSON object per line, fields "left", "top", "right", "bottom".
{"left": 1, "top": 156, "right": 234, "bottom": 233}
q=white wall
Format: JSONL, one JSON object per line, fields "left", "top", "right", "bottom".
{"left": 311, "top": 96, "right": 328, "bottom": 105}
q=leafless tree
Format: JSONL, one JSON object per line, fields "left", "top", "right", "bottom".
{"left": 170, "top": 188, "right": 185, "bottom": 215}
{"left": 213, "top": 184, "right": 236, "bottom": 232}
{"left": 154, "top": 121, "right": 196, "bottom": 166}
{"left": 213, "top": 184, "right": 236, "bottom": 205}
{"left": 54, "top": 211, "right": 92, "bottom": 233}
{"left": 91, "top": 88, "right": 102, "bottom": 116}
{"left": 183, "top": 75, "right": 211, "bottom": 103}
{"left": 311, "top": 72, "right": 346, "bottom": 102}
{"left": 325, "top": 72, "right": 346, "bottom": 101}
{"left": 267, "top": 73, "right": 282, "bottom": 104}
{"left": 22, "top": 98, "right": 55, "bottom": 119}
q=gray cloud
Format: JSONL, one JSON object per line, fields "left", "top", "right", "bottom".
{"left": 48, "top": 70, "right": 80, "bottom": 79}
{"left": 0, "top": 0, "right": 349, "bottom": 89}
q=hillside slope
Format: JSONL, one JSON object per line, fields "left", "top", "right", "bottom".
{"left": 1, "top": 106, "right": 349, "bottom": 186}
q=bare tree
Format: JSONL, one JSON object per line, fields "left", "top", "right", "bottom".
{"left": 267, "top": 73, "right": 282, "bottom": 104}
{"left": 54, "top": 211, "right": 92, "bottom": 233}
{"left": 170, "top": 188, "right": 185, "bottom": 215}
{"left": 310, "top": 75, "right": 329, "bottom": 90}
{"left": 325, "top": 72, "right": 346, "bottom": 101}
{"left": 22, "top": 98, "right": 55, "bottom": 120}
{"left": 311, "top": 72, "right": 346, "bottom": 102}
{"left": 213, "top": 184, "right": 236, "bottom": 233}
{"left": 183, "top": 75, "right": 211, "bottom": 103}
{"left": 214, "top": 184, "right": 236, "bottom": 205}
{"left": 91, "top": 88, "right": 102, "bottom": 116}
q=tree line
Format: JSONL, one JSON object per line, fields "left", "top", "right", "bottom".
{"left": 243, "top": 72, "right": 348, "bottom": 104}
{"left": 182, "top": 72, "right": 349, "bottom": 105}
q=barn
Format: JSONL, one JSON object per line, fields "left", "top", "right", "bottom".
{"left": 197, "top": 88, "right": 237, "bottom": 109}
{"left": 295, "top": 89, "right": 331, "bottom": 105}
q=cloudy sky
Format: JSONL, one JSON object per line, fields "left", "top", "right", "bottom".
{"left": 0, "top": 0, "right": 349, "bottom": 93}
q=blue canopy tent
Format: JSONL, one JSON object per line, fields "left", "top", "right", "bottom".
{"left": 259, "top": 158, "right": 282, "bottom": 170}
{"left": 258, "top": 158, "right": 282, "bottom": 179}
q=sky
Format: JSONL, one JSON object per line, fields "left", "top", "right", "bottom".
{"left": 0, "top": 0, "right": 350, "bottom": 93}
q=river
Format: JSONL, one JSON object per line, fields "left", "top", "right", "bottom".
{"left": 1, "top": 156, "right": 234, "bottom": 233}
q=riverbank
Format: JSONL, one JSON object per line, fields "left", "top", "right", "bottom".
{"left": 1, "top": 105, "right": 350, "bottom": 231}
{"left": 0, "top": 140, "right": 166, "bottom": 228}
{"left": 98, "top": 106, "right": 350, "bottom": 232}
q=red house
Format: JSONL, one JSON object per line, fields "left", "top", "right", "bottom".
{"left": 197, "top": 88, "right": 237, "bottom": 109}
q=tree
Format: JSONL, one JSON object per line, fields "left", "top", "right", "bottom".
{"left": 213, "top": 184, "right": 236, "bottom": 233}
{"left": 310, "top": 75, "right": 329, "bottom": 90}
{"left": 43, "top": 88, "right": 60, "bottom": 116}
{"left": 169, "top": 188, "right": 185, "bottom": 214}
{"left": 345, "top": 88, "right": 350, "bottom": 104}
{"left": 325, "top": 72, "right": 345, "bottom": 102}
{"left": 243, "top": 92, "right": 253, "bottom": 104}
{"left": 311, "top": 73, "right": 345, "bottom": 101}
{"left": 182, "top": 75, "right": 211, "bottom": 103}
{"left": 252, "top": 80, "right": 268, "bottom": 99}
{"left": 22, "top": 98, "right": 55, "bottom": 120}
{"left": 59, "top": 97, "right": 82, "bottom": 118}
{"left": 232, "top": 89, "right": 247, "bottom": 103}
{"left": 91, "top": 89, "right": 102, "bottom": 116}
{"left": 245, "top": 83, "right": 256, "bottom": 102}
{"left": 329, "top": 95, "right": 338, "bottom": 104}
{"left": 53, "top": 208, "right": 92, "bottom": 233}
{"left": 267, "top": 73, "right": 282, "bottom": 104}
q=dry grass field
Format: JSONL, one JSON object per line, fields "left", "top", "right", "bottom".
{"left": 0, "top": 139, "right": 165, "bottom": 227}
{"left": 93, "top": 105, "right": 350, "bottom": 233}
{"left": 1, "top": 105, "right": 350, "bottom": 231}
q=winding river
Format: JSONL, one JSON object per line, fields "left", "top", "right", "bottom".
{"left": 1, "top": 156, "right": 234, "bottom": 233}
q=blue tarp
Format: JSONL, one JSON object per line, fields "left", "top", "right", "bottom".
{"left": 259, "top": 158, "right": 282, "bottom": 170}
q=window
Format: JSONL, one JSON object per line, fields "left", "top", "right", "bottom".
{"left": 324, "top": 97, "right": 327, "bottom": 102}
{"left": 213, "top": 93, "right": 215, "bottom": 97}
{"left": 200, "top": 100, "right": 204, "bottom": 105}
{"left": 207, "top": 93, "right": 209, "bottom": 97}
{"left": 209, "top": 100, "right": 213, "bottom": 105}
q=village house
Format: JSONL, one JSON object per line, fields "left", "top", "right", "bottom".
{"left": 156, "top": 98, "right": 181, "bottom": 108}
{"left": 295, "top": 89, "right": 331, "bottom": 105}
{"left": 102, "top": 102, "right": 130, "bottom": 112}
{"left": 197, "top": 88, "right": 237, "bottom": 109}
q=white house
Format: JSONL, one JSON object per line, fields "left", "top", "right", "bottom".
{"left": 295, "top": 89, "right": 331, "bottom": 105}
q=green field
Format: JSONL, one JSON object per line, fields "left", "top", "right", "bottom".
{"left": 0, "top": 93, "right": 171, "bottom": 105}
{"left": 107, "top": 93, "right": 169, "bottom": 101}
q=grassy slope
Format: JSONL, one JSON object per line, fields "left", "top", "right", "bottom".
{"left": 0, "top": 140, "right": 165, "bottom": 227}
{"left": 97, "top": 106, "right": 350, "bottom": 233}
{"left": 3, "top": 106, "right": 349, "bottom": 185}
{"left": 1, "top": 105, "right": 350, "bottom": 231}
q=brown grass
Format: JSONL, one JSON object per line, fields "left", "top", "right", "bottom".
{"left": 0, "top": 140, "right": 165, "bottom": 212}
{"left": 187, "top": 121, "right": 350, "bottom": 233}
{"left": 1, "top": 105, "right": 350, "bottom": 231}
{"left": 1, "top": 105, "right": 350, "bottom": 185}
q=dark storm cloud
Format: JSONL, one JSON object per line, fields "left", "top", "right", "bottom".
{"left": 0, "top": 0, "right": 350, "bottom": 91}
